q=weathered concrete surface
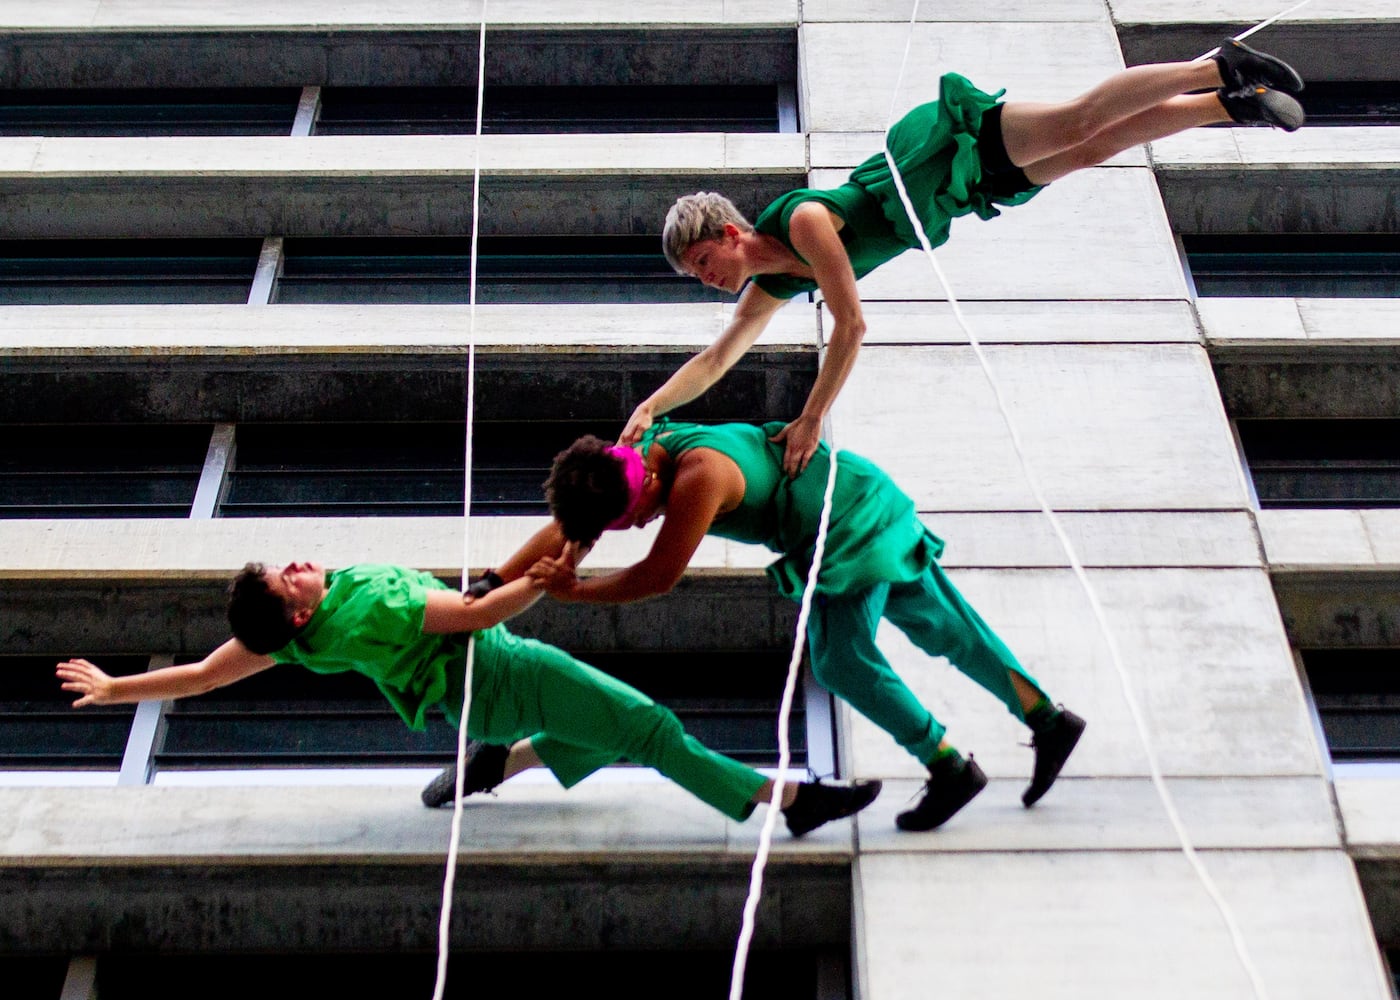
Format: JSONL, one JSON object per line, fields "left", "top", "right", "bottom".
{"left": 1258, "top": 509, "right": 1400, "bottom": 573}
{"left": 1200, "top": 298, "right": 1400, "bottom": 348}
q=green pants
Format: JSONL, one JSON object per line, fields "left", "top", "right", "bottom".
{"left": 807, "top": 560, "right": 1042, "bottom": 766}
{"left": 455, "top": 626, "right": 766, "bottom": 822}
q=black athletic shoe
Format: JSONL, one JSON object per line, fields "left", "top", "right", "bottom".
{"left": 896, "top": 753, "right": 987, "bottom": 832}
{"left": 783, "top": 779, "right": 883, "bottom": 837}
{"left": 1021, "top": 707, "right": 1086, "bottom": 808}
{"left": 420, "top": 740, "right": 510, "bottom": 808}
{"left": 1214, "top": 37, "right": 1304, "bottom": 94}
{"left": 1218, "top": 85, "right": 1306, "bottom": 132}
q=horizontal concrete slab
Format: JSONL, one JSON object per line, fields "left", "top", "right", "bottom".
{"left": 802, "top": 21, "right": 1124, "bottom": 131}
{"left": 802, "top": 0, "right": 1110, "bottom": 21}
{"left": 843, "top": 567, "right": 1324, "bottom": 781}
{"left": 809, "top": 130, "right": 1147, "bottom": 170}
{"left": 817, "top": 167, "right": 1189, "bottom": 302}
{"left": 0, "top": 0, "right": 799, "bottom": 29}
{"left": 854, "top": 298, "right": 1199, "bottom": 345}
{"left": 0, "top": 781, "right": 849, "bottom": 864}
{"left": 830, "top": 343, "right": 1248, "bottom": 511}
{"left": 1152, "top": 126, "right": 1400, "bottom": 169}
{"left": 0, "top": 132, "right": 804, "bottom": 178}
{"left": 0, "top": 301, "right": 817, "bottom": 356}
{"left": 856, "top": 775, "right": 1339, "bottom": 852}
{"left": 1110, "top": 1, "right": 1398, "bottom": 24}
{"left": 1257, "top": 509, "right": 1400, "bottom": 572}
{"left": 1338, "top": 774, "right": 1400, "bottom": 859}
{"left": 857, "top": 848, "right": 1392, "bottom": 1000}
{"left": 1199, "top": 298, "right": 1400, "bottom": 348}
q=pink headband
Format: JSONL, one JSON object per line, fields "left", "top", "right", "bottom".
{"left": 603, "top": 446, "right": 647, "bottom": 531}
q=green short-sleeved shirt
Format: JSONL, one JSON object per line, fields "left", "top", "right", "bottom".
{"left": 752, "top": 73, "right": 1042, "bottom": 301}
{"left": 271, "top": 564, "right": 492, "bottom": 731}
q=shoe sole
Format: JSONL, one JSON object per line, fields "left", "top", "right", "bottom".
{"left": 1258, "top": 89, "right": 1305, "bottom": 132}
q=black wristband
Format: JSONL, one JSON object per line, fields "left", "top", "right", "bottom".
{"left": 466, "top": 570, "right": 505, "bottom": 598}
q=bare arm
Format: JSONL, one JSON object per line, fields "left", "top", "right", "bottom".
{"left": 619, "top": 284, "right": 788, "bottom": 445}
{"left": 770, "top": 202, "right": 867, "bottom": 476}
{"left": 420, "top": 575, "right": 545, "bottom": 634}
{"left": 494, "top": 521, "right": 571, "bottom": 582}
{"left": 57, "top": 639, "right": 276, "bottom": 707}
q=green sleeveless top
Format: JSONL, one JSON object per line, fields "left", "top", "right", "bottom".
{"left": 752, "top": 72, "right": 1042, "bottom": 301}
{"left": 645, "top": 421, "right": 943, "bottom": 600}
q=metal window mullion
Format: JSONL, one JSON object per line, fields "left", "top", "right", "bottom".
{"left": 116, "top": 654, "right": 172, "bottom": 786}
{"left": 803, "top": 662, "right": 837, "bottom": 779}
{"left": 247, "top": 236, "right": 284, "bottom": 305}
{"left": 291, "top": 85, "right": 321, "bottom": 137}
{"left": 777, "top": 81, "right": 798, "bottom": 133}
{"left": 59, "top": 956, "right": 98, "bottom": 1000}
{"left": 190, "top": 423, "right": 236, "bottom": 519}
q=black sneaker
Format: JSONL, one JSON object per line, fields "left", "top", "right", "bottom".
{"left": 420, "top": 740, "right": 510, "bottom": 808}
{"left": 1218, "top": 85, "right": 1305, "bottom": 132}
{"left": 896, "top": 753, "right": 987, "bottom": 832}
{"left": 1215, "top": 37, "right": 1304, "bottom": 94}
{"left": 1022, "top": 707, "right": 1086, "bottom": 808}
{"left": 782, "top": 779, "right": 883, "bottom": 837}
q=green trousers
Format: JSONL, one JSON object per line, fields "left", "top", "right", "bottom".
{"left": 807, "top": 559, "right": 1042, "bottom": 766}
{"left": 456, "top": 626, "right": 767, "bottom": 822}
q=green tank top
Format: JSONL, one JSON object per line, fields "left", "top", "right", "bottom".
{"left": 645, "top": 421, "right": 943, "bottom": 599}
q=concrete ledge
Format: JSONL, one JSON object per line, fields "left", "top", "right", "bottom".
{"left": 0, "top": 302, "right": 817, "bottom": 356}
{"left": 0, "top": 132, "right": 804, "bottom": 178}
{"left": 1338, "top": 774, "right": 1400, "bottom": 859}
{"left": 0, "top": 781, "right": 849, "bottom": 864}
{"left": 857, "top": 776, "right": 1339, "bottom": 852}
{"left": 0, "top": 1, "right": 799, "bottom": 29}
{"left": 1151, "top": 127, "right": 1400, "bottom": 169}
{"left": 1200, "top": 298, "right": 1400, "bottom": 349}
{"left": 856, "top": 299, "right": 1200, "bottom": 346}
{"left": 1257, "top": 509, "right": 1400, "bottom": 572}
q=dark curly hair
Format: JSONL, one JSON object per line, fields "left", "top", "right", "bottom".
{"left": 227, "top": 562, "right": 301, "bottom": 655}
{"left": 544, "top": 435, "right": 631, "bottom": 543}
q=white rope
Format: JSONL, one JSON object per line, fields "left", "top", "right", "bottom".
{"left": 874, "top": 3, "right": 1314, "bottom": 998}
{"left": 728, "top": 445, "right": 840, "bottom": 1000}
{"left": 431, "top": 9, "right": 489, "bottom": 1000}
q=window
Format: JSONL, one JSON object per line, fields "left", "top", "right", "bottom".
{"left": 0, "top": 239, "right": 262, "bottom": 305}
{"left": 1302, "top": 649, "right": 1400, "bottom": 762}
{"left": 1184, "top": 235, "right": 1400, "bottom": 298}
{"left": 1300, "top": 81, "right": 1400, "bottom": 125}
{"left": 1236, "top": 419, "right": 1400, "bottom": 508}
{"left": 0, "top": 655, "right": 147, "bottom": 769}
{"left": 275, "top": 236, "right": 724, "bottom": 305}
{"left": 0, "top": 424, "right": 211, "bottom": 518}
{"left": 0, "top": 88, "right": 300, "bottom": 136}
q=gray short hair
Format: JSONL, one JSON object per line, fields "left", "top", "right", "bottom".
{"left": 661, "top": 192, "right": 753, "bottom": 274}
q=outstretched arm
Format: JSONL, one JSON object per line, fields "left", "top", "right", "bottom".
{"left": 420, "top": 575, "right": 546, "bottom": 634}
{"left": 57, "top": 639, "right": 276, "bottom": 707}
{"left": 620, "top": 283, "right": 788, "bottom": 445}
{"left": 770, "top": 202, "right": 867, "bottom": 476}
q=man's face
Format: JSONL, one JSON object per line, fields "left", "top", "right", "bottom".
{"left": 264, "top": 561, "right": 326, "bottom": 616}
{"left": 680, "top": 230, "right": 747, "bottom": 294}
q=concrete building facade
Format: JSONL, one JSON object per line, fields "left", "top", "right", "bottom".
{"left": 1, "top": 3, "right": 1398, "bottom": 998}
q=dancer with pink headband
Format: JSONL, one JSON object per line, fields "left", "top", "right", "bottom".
{"left": 479, "top": 420, "right": 1086, "bottom": 831}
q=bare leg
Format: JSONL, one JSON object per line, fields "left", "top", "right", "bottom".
{"left": 1021, "top": 92, "right": 1228, "bottom": 185}
{"left": 1008, "top": 670, "right": 1046, "bottom": 715}
{"left": 502, "top": 737, "right": 542, "bottom": 780}
{"left": 1000, "top": 60, "right": 1221, "bottom": 166}
{"left": 755, "top": 778, "right": 800, "bottom": 809}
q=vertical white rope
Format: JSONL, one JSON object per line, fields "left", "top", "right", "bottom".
{"left": 728, "top": 446, "right": 840, "bottom": 1000}
{"left": 431, "top": 9, "right": 488, "bottom": 1000}
{"left": 873, "top": 4, "right": 1314, "bottom": 998}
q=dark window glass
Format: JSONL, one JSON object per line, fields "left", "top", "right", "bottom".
{"left": 1297, "top": 81, "right": 1400, "bottom": 125}
{"left": 97, "top": 950, "right": 836, "bottom": 1000}
{"left": 0, "top": 424, "right": 210, "bottom": 518}
{"left": 316, "top": 84, "right": 780, "bottom": 134}
{"left": 0, "top": 655, "right": 147, "bottom": 768}
{"left": 1184, "top": 235, "right": 1400, "bottom": 297}
{"left": 0, "top": 956, "right": 68, "bottom": 999}
{"left": 1237, "top": 419, "right": 1400, "bottom": 508}
{"left": 218, "top": 420, "right": 617, "bottom": 518}
{"left": 1302, "top": 650, "right": 1400, "bottom": 761}
{"left": 275, "top": 236, "right": 723, "bottom": 305}
{"left": 0, "top": 239, "right": 261, "bottom": 305}
{"left": 0, "top": 88, "right": 300, "bottom": 136}
{"left": 156, "top": 648, "right": 802, "bottom": 769}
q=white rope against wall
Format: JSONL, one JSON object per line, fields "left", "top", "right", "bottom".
{"left": 877, "top": 3, "right": 1314, "bottom": 998}
{"left": 728, "top": 446, "right": 841, "bottom": 1000}
{"left": 431, "top": 9, "right": 489, "bottom": 1000}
